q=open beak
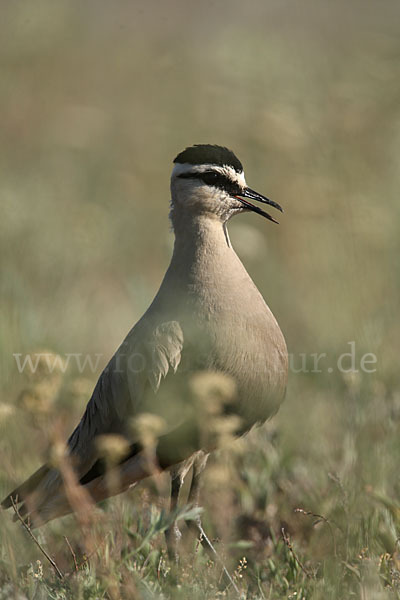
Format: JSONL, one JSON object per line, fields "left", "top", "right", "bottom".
{"left": 235, "top": 187, "right": 283, "bottom": 224}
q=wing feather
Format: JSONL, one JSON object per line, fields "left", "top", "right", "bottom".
{"left": 1, "top": 321, "right": 185, "bottom": 525}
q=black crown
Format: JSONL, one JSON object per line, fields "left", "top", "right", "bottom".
{"left": 174, "top": 144, "right": 243, "bottom": 173}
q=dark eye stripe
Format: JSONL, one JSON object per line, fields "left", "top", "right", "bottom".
{"left": 178, "top": 171, "right": 241, "bottom": 196}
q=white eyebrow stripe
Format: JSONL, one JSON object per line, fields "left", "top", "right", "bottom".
{"left": 172, "top": 163, "right": 247, "bottom": 187}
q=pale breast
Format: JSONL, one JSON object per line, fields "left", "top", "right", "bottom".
{"left": 176, "top": 250, "right": 288, "bottom": 429}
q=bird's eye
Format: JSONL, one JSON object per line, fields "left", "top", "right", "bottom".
{"left": 178, "top": 170, "right": 238, "bottom": 195}
{"left": 201, "top": 172, "right": 219, "bottom": 185}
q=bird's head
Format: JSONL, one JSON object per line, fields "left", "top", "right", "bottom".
{"left": 170, "top": 144, "right": 282, "bottom": 225}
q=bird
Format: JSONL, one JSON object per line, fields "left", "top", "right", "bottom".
{"left": 2, "top": 144, "right": 288, "bottom": 551}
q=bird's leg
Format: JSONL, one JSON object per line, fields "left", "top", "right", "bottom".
{"left": 186, "top": 451, "right": 208, "bottom": 538}
{"left": 187, "top": 451, "right": 208, "bottom": 513}
{"left": 186, "top": 452, "right": 239, "bottom": 593}
{"left": 165, "top": 451, "right": 203, "bottom": 562}
{"left": 165, "top": 468, "right": 183, "bottom": 562}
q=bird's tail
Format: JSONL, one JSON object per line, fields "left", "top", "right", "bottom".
{"left": 1, "top": 464, "right": 51, "bottom": 510}
{"left": 1, "top": 463, "right": 64, "bottom": 526}
{"left": 1, "top": 451, "right": 155, "bottom": 527}
{"left": 2, "top": 419, "right": 201, "bottom": 527}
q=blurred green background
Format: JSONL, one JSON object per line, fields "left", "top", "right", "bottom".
{"left": 1, "top": 0, "right": 400, "bottom": 597}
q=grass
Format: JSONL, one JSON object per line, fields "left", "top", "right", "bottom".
{"left": 1, "top": 0, "right": 400, "bottom": 597}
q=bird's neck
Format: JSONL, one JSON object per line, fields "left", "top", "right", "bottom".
{"left": 171, "top": 213, "right": 232, "bottom": 267}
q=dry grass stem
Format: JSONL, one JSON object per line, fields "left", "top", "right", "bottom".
{"left": 10, "top": 496, "right": 64, "bottom": 580}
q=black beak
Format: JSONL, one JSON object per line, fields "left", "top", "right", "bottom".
{"left": 235, "top": 187, "right": 283, "bottom": 224}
